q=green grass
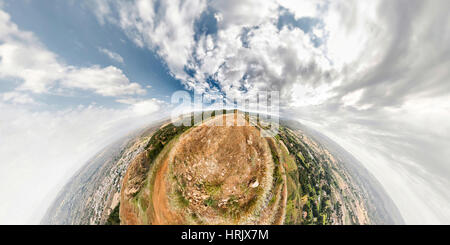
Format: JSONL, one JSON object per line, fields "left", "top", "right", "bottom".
{"left": 204, "top": 197, "right": 218, "bottom": 208}
{"left": 297, "top": 152, "right": 305, "bottom": 163}
{"left": 285, "top": 200, "right": 296, "bottom": 224}
{"left": 176, "top": 190, "right": 190, "bottom": 208}
{"left": 222, "top": 195, "right": 242, "bottom": 221}
{"left": 204, "top": 182, "right": 222, "bottom": 197}
{"left": 269, "top": 194, "right": 277, "bottom": 206}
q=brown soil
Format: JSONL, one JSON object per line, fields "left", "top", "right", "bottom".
{"left": 167, "top": 114, "right": 274, "bottom": 224}
{"left": 151, "top": 156, "right": 184, "bottom": 224}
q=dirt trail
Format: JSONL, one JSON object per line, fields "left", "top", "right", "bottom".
{"left": 152, "top": 157, "right": 184, "bottom": 225}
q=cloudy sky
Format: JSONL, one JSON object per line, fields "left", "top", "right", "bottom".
{"left": 0, "top": 0, "right": 449, "bottom": 224}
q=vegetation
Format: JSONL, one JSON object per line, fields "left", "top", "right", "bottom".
{"left": 105, "top": 203, "right": 120, "bottom": 225}
{"left": 204, "top": 182, "right": 222, "bottom": 197}
{"left": 176, "top": 190, "right": 190, "bottom": 208}
{"left": 277, "top": 127, "right": 336, "bottom": 225}
{"left": 204, "top": 197, "right": 218, "bottom": 208}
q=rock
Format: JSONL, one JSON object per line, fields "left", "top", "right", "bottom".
{"left": 250, "top": 179, "right": 259, "bottom": 188}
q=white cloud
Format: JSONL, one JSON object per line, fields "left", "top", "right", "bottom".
{"left": 0, "top": 9, "right": 144, "bottom": 97}
{"left": 88, "top": 0, "right": 112, "bottom": 25}
{"left": 322, "top": 1, "right": 386, "bottom": 71}
{"left": 98, "top": 47, "right": 124, "bottom": 64}
{"left": 278, "top": 0, "right": 323, "bottom": 18}
{"left": 116, "top": 97, "right": 165, "bottom": 115}
{"left": 341, "top": 89, "right": 364, "bottom": 108}
{"left": 131, "top": 99, "right": 162, "bottom": 115}
{"left": 63, "top": 66, "right": 145, "bottom": 96}
{"left": 92, "top": 0, "right": 208, "bottom": 80}
{"left": 1, "top": 91, "right": 35, "bottom": 105}
{"left": 291, "top": 81, "right": 336, "bottom": 107}
{"left": 0, "top": 39, "right": 65, "bottom": 94}
{"left": 210, "top": 0, "right": 278, "bottom": 29}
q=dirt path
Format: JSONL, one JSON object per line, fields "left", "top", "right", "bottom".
{"left": 151, "top": 156, "right": 183, "bottom": 225}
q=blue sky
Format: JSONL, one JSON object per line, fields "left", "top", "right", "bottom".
{"left": 1, "top": 0, "right": 185, "bottom": 109}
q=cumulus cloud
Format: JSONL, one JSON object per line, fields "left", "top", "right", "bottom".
{"left": 0, "top": 9, "right": 145, "bottom": 98}
{"left": 63, "top": 66, "right": 144, "bottom": 96}
{"left": 90, "top": 0, "right": 450, "bottom": 224}
{"left": 91, "top": 0, "right": 207, "bottom": 80}
{"left": 116, "top": 97, "right": 165, "bottom": 115}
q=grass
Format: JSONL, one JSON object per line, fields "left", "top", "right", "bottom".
{"left": 279, "top": 141, "right": 297, "bottom": 172}
{"left": 140, "top": 196, "right": 149, "bottom": 212}
{"left": 204, "top": 197, "right": 218, "bottom": 208}
{"left": 297, "top": 152, "right": 305, "bottom": 163}
{"left": 284, "top": 200, "right": 296, "bottom": 224}
{"left": 204, "top": 182, "right": 222, "bottom": 197}
{"left": 220, "top": 195, "right": 242, "bottom": 222}
{"left": 176, "top": 190, "right": 190, "bottom": 208}
{"left": 269, "top": 193, "right": 277, "bottom": 206}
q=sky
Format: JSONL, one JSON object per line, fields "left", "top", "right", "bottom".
{"left": 0, "top": 0, "right": 449, "bottom": 225}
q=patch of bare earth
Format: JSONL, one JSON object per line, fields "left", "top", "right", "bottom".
{"left": 151, "top": 156, "right": 185, "bottom": 224}
{"left": 166, "top": 114, "right": 274, "bottom": 224}
{"left": 120, "top": 113, "right": 289, "bottom": 225}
